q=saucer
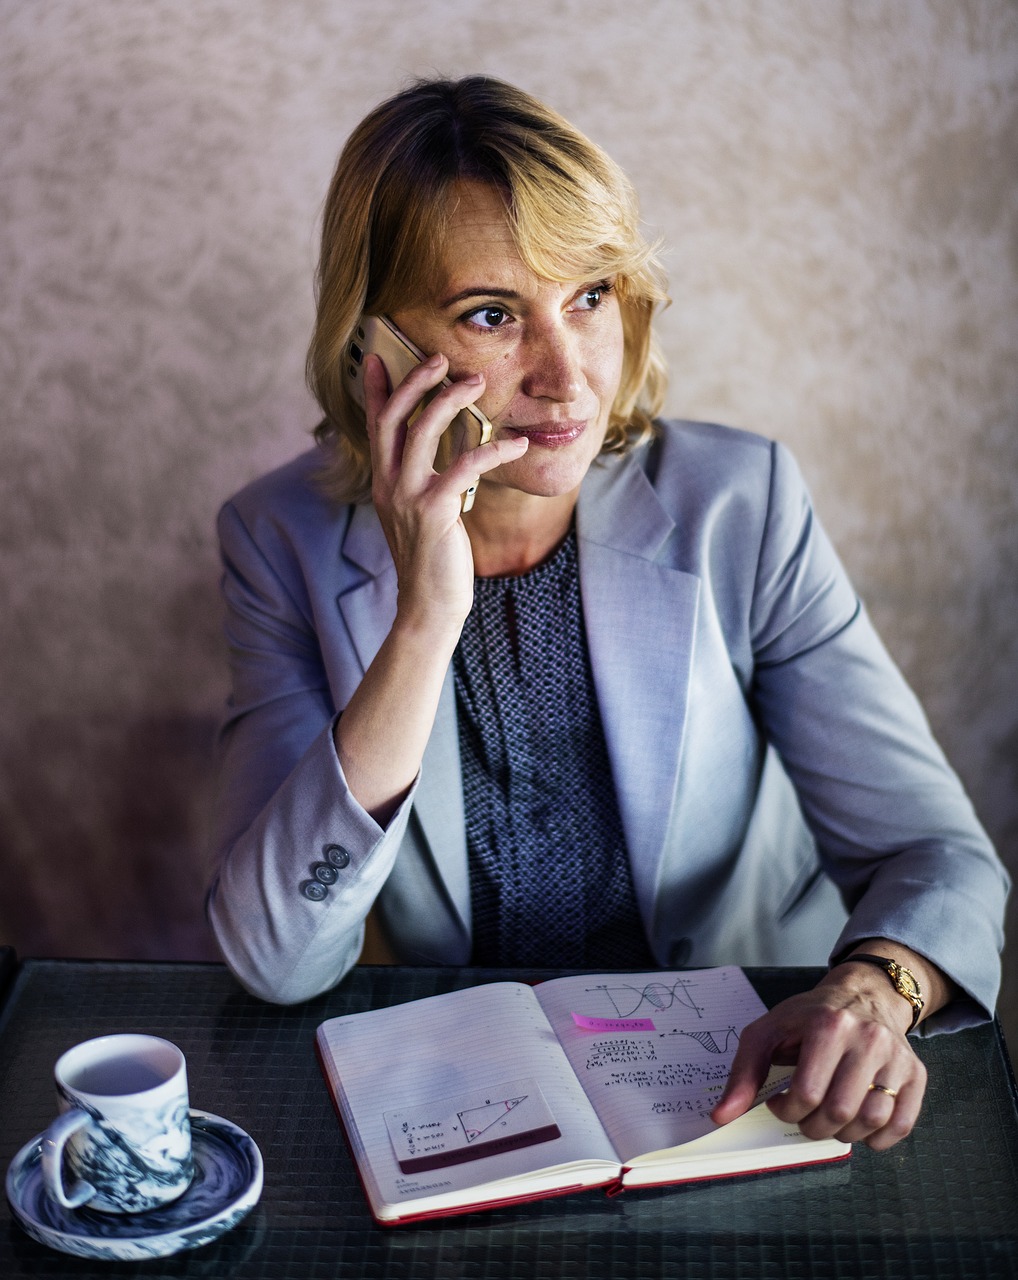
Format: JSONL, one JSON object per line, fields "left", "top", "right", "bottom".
{"left": 6, "top": 1110, "right": 263, "bottom": 1261}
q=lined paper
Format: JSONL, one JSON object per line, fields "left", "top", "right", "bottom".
{"left": 317, "top": 982, "right": 618, "bottom": 1216}
{"left": 535, "top": 967, "right": 768, "bottom": 1165}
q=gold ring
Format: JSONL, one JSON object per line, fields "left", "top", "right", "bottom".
{"left": 868, "top": 1082, "right": 899, "bottom": 1099}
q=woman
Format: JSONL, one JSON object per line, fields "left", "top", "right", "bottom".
{"left": 207, "top": 76, "right": 1007, "bottom": 1152}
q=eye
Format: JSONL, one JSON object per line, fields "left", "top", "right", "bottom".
{"left": 574, "top": 280, "right": 614, "bottom": 311}
{"left": 465, "top": 305, "right": 510, "bottom": 329}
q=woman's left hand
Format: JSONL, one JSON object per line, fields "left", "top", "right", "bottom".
{"left": 711, "top": 948, "right": 940, "bottom": 1151}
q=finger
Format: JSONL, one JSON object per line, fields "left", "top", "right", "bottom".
{"left": 711, "top": 1023, "right": 781, "bottom": 1124}
{"left": 368, "top": 350, "right": 447, "bottom": 429}
{"left": 370, "top": 357, "right": 486, "bottom": 514}
{"left": 397, "top": 374, "right": 487, "bottom": 478}
{"left": 765, "top": 1006, "right": 902, "bottom": 1133}
{"left": 407, "top": 433, "right": 529, "bottom": 519}
{"left": 363, "top": 355, "right": 407, "bottom": 479}
{"left": 369, "top": 350, "right": 452, "bottom": 456}
{"left": 833, "top": 1060, "right": 926, "bottom": 1149}
{"left": 859, "top": 1072, "right": 925, "bottom": 1151}
{"left": 774, "top": 1023, "right": 924, "bottom": 1143}
{"left": 791, "top": 1067, "right": 900, "bottom": 1139}
{"left": 763, "top": 1032, "right": 851, "bottom": 1131}
{"left": 825, "top": 1081, "right": 900, "bottom": 1145}
{"left": 440, "top": 433, "right": 529, "bottom": 490}
{"left": 367, "top": 351, "right": 449, "bottom": 465}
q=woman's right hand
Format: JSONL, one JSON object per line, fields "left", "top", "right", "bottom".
{"left": 363, "top": 352, "right": 527, "bottom": 636}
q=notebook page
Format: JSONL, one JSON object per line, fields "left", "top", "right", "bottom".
{"left": 318, "top": 982, "right": 619, "bottom": 1213}
{"left": 534, "top": 967, "right": 769, "bottom": 1165}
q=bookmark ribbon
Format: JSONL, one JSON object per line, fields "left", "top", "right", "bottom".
{"left": 571, "top": 1013, "right": 656, "bottom": 1033}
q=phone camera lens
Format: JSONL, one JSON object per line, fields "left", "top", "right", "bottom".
{"left": 349, "top": 342, "right": 363, "bottom": 364}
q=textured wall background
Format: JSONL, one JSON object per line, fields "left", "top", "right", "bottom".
{"left": 1, "top": 1, "right": 1015, "bottom": 1043}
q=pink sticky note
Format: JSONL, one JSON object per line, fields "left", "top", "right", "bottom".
{"left": 571, "top": 1013, "right": 656, "bottom": 1033}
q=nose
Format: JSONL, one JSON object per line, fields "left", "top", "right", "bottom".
{"left": 520, "top": 323, "right": 584, "bottom": 403}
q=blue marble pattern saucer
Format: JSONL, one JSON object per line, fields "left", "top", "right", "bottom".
{"left": 6, "top": 1110, "right": 263, "bottom": 1261}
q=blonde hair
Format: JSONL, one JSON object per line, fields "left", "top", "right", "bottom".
{"left": 307, "top": 75, "right": 669, "bottom": 503}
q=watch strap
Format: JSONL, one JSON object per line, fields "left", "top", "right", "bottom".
{"left": 830, "top": 952, "right": 924, "bottom": 1031}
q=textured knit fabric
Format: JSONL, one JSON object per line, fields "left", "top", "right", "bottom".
{"left": 453, "top": 530, "right": 655, "bottom": 968}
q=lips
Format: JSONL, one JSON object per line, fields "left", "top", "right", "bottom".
{"left": 504, "top": 420, "right": 586, "bottom": 448}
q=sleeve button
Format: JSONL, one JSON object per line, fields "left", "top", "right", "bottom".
{"left": 313, "top": 863, "right": 339, "bottom": 885}
{"left": 300, "top": 880, "right": 328, "bottom": 902}
{"left": 323, "top": 843, "right": 351, "bottom": 869}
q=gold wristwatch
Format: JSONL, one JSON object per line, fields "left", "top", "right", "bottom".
{"left": 832, "top": 953, "right": 924, "bottom": 1031}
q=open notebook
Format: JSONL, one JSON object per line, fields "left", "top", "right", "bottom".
{"left": 316, "top": 967, "right": 850, "bottom": 1224}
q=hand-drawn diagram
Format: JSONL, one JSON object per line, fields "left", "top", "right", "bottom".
{"left": 662, "top": 1027, "right": 739, "bottom": 1055}
{"left": 460, "top": 1096, "right": 527, "bottom": 1142}
{"left": 384, "top": 1079, "right": 560, "bottom": 1175}
{"left": 587, "top": 977, "right": 706, "bottom": 1021}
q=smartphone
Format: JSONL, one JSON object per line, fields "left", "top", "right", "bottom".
{"left": 344, "top": 315, "right": 493, "bottom": 512}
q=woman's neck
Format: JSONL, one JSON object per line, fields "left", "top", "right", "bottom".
{"left": 463, "top": 486, "right": 579, "bottom": 578}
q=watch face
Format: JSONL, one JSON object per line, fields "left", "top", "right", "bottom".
{"left": 890, "top": 963, "right": 921, "bottom": 999}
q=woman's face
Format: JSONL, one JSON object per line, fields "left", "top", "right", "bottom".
{"left": 390, "top": 181, "right": 625, "bottom": 502}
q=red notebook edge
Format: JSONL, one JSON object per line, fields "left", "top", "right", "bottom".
{"left": 314, "top": 1024, "right": 852, "bottom": 1227}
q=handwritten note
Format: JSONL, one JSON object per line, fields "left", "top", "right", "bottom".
{"left": 537, "top": 968, "right": 770, "bottom": 1164}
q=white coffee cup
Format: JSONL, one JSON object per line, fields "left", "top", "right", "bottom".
{"left": 40, "top": 1034, "right": 193, "bottom": 1214}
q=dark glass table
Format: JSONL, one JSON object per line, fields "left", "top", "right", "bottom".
{"left": 1, "top": 959, "right": 1016, "bottom": 1279}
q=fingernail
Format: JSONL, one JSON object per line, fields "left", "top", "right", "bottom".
{"left": 424, "top": 353, "right": 445, "bottom": 368}
{"left": 463, "top": 372, "right": 484, "bottom": 385}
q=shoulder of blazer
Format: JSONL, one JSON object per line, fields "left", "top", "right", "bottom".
{"left": 640, "top": 418, "right": 779, "bottom": 510}
{"left": 220, "top": 447, "right": 395, "bottom": 583}
{"left": 222, "top": 448, "right": 343, "bottom": 537}
{"left": 580, "top": 419, "right": 782, "bottom": 563}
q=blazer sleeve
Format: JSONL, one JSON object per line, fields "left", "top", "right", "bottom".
{"left": 749, "top": 442, "right": 1009, "bottom": 1031}
{"left": 205, "top": 499, "right": 415, "bottom": 1004}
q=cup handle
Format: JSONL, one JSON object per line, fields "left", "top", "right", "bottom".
{"left": 41, "top": 1109, "right": 95, "bottom": 1209}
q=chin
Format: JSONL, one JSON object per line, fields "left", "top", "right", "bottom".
{"left": 488, "top": 443, "right": 604, "bottom": 500}
{"left": 493, "top": 465, "right": 587, "bottom": 500}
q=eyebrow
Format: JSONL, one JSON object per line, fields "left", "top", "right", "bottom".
{"left": 438, "top": 286, "right": 523, "bottom": 310}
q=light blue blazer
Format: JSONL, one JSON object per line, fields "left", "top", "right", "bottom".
{"left": 207, "top": 420, "right": 1007, "bottom": 1018}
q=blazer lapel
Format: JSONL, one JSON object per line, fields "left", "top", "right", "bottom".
{"left": 413, "top": 669, "right": 471, "bottom": 932}
{"left": 577, "top": 452, "right": 700, "bottom": 932}
{"left": 334, "top": 502, "right": 397, "bottom": 675}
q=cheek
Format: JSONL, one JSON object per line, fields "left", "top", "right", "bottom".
{"left": 606, "top": 340, "right": 626, "bottom": 389}
{"left": 471, "top": 350, "right": 521, "bottom": 418}
{"left": 591, "top": 325, "right": 625, "bottom": 401}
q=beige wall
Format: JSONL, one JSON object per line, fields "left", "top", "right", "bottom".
{"left": 1, "top": 1, "right": 1015, "bottom": 1041}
